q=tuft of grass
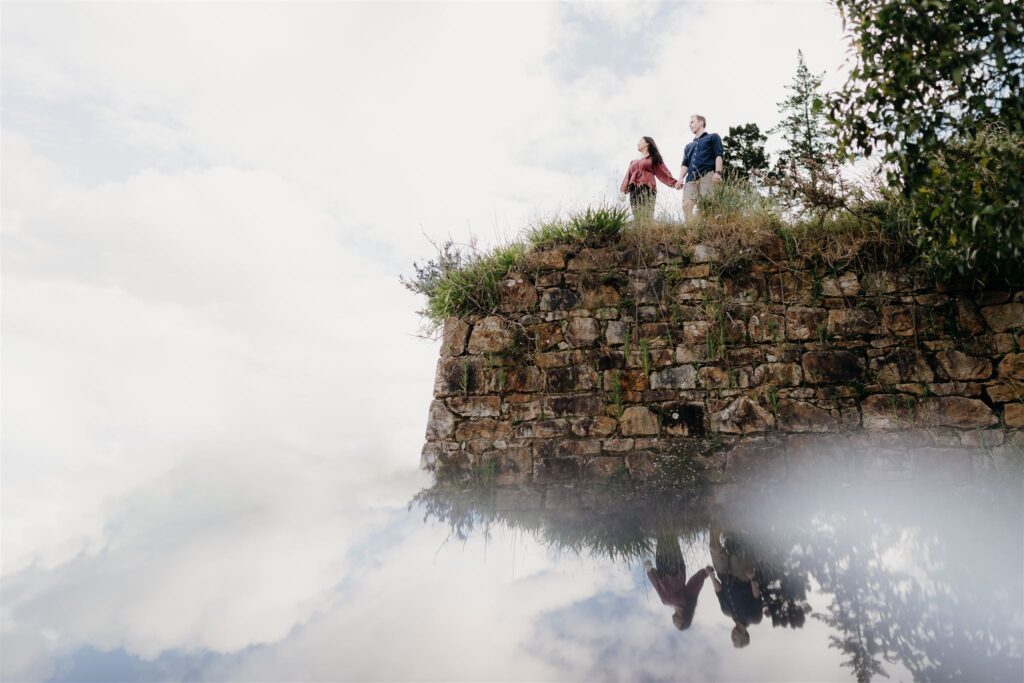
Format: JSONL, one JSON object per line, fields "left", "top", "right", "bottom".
{"left": 528, "top": 204, "right": 630, "bottom": 248}
{"left": 608, "top": 370, "right": 624, "bottom": 418}
{"left": 403, "top": 240, "right": 526, "bottom": 329}
{"left": 640, "top": 338, "right": 652, "bottom": 376}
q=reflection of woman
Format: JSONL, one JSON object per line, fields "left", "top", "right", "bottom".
{"left": 618, "top": 137, "right": 679, "bottom": 222}
{"left": 646, "top": 533, "right": 713, "bottom": 631}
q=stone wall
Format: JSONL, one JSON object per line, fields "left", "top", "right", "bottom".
{"left": 421, "top": 242, "right": 1024, "bottom": 485}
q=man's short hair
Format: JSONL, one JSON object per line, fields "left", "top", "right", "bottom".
{"left": 693, "top": 114, "right": 707, "bottom": 127}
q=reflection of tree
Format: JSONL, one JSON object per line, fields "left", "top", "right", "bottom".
{"left": 794, "top": 504, "right": 1024, "bottom": 683}
{"left": 414, "top": 478, "right": 1023, "bottom": 682}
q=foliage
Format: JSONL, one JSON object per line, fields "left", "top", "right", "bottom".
{"left": 723, "top": 123, "right": 770, "bottom": 181}
{"left": 528, "top": 204, "right": 630, "bottom": 248}
{"left": 910, "top": 123, "right": 1024, "bottom": 281}
{"left": 828, "top": 0, "right": 1024, "bottom": 184}
{"left": 400, "top": 239, "right": 526, "bottom": 330}
{"left": 825, "top": 1, "right": 1024, "bottom": 285}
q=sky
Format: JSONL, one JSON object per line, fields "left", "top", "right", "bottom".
{"left": 1, "top": 2, "right": 854, "bottom": 680}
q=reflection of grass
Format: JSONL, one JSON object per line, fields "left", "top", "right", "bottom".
{"left": 412, "top": 482, "right": 709, "bottom": 564}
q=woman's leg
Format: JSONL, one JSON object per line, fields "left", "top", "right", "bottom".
{"left": 629, "top": 185, "right": 656, "bottom": 222}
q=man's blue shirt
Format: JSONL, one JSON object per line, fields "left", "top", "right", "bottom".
{"left": 682, "top": 132, "right": 724, "bottom": 181}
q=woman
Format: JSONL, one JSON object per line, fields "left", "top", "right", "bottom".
{"left": 619, "top": 136, "right": 679, "bottom": 221}
{"left": 646, "top": 531, "right": 714, "bottom": 631}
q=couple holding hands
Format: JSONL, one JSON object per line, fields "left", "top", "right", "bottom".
{"left": 618, "top": 114, "right": 724, "bottom": 222}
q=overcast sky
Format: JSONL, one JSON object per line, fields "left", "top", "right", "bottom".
{"left": 2, "top": 2, "right": 853, "bottom": 680}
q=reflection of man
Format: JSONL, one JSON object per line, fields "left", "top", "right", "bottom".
{"left": 676, "top": 114, "right": 724, "bottom": 222}
{"left": 709, "top": 525, "right": 764, "bottom": 648}
{"left": 646, "top": 533, "right": 713, "bottom": 631}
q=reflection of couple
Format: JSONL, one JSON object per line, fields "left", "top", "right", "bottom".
{"left": 645, "top": 524, "right": 764, "bottom": 647}
{"left": 619, "top": 114, "right": 724, "bottom": 223}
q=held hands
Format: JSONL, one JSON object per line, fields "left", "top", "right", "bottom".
{"left": 674, "top": 181, "right": 684, "bottom": 190}
{"left": 705, "top": 566, "right": 715, "bottom": 577}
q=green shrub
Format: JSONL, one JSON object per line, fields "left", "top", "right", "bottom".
{"left": 911, "top": 124, "right": 1024, "bottom": 282}
{"left": 528, "top": 204, "right": 629, "bottom": 248}
{"left": 401, "top": 240, "right": 525, "bottom": 329}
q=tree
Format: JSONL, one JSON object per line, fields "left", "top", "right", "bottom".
{"left": 722, "top": 123, "right": 770, "bottom": 181}
{"left": 828, "top": 0, "right": 1024, "bottom": 183}
{"left": 828, "top": 0, "right": 1024, "bottom": 281}
{"left": 771, "top": 50, "right": 835, "bottom": 191}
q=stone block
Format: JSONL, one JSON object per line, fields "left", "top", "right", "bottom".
{"left": 495, "top": 447, "right": 534, "bottom": 486}
{"left": 935, "top": 350, "right": 992, "bottom": 381}
{"left": 434, "top": 356, "right": 485, "bottom": 396}
{"left": 981, "top": 303, "right": 1024, "bottom": 331}
{"left": 691, "top": 244, "right": 721, "bottom": 263}
{"left": 467, "top": 316, "right": 515, "bottom": 354}
{"left": 753, "top": 362, "right": 803, "bottom": 387}
{"left": 650, "top": 365, "right": 697, "bottom": 389}
{"left": 748, "top": 312, "right": 785, "bottom": 342}
{"left": 657, "top": 402, "right": 706, "bottom": 436}
{"left": 498, "top": 273, "right": 538, "bottom": 312}
{"left": 713, "top": 396, "right": 774, "bottom": 434}
{"left": 581, "top": 285, "right": 621, "bottom": 309}
{"left": 513, "top": 419, "right": 568, "bottom": 439}
{"left": 605, "top": 320, "right": 628, "bottom": 345}
{"left": 602, "top": 438, "right": 635, "bottom": 453}
{"left": 862, "top": 394, "right": 917, "bottom": 430}
{"left": 425, "top": 400, "right": 458, "bottom": 440}
{"left": 822, "top": 271, "right": 860, "bottom": 297}
{"left": 827, "top": 308, "right": 880, "bottom": 337}
{"left": 786, "top": 307, "right": 828, "bottom": 340}
{"left": 584, "top": 457, "right": 627, "bottom": 479}
{"left": 546, "top": 394, "right": 604, "bottom": 417}
{"left": 777, "top": 400, "right": 837, "bottom": 433}
{"left": 986, "top": 381, "right": 1023, "bottom": 403}
{"left": 565, "top": 317, "right": 601, "bottom": 348}
{"left": 533, "top": 321, "right": 563, "bottom": 351}
{"left": 921, "top": 396, "right": 998, "bottom": 429}
{"left": 699, "top": 365, "right": 731, "bottom": 389}
{"left": 539, "top": 289, "right": 579, "bottom": 311}
{"left": 802, "top": 350, "right": 864, "bottom": 384}
{"left": 570, "top": 416, "right": 618, "bottom": 437}
{"left": 503, "top": 366, "right": 543, "bottom": 393}
{"left": 524, "top": 248, "right": 566, "bottom": 271}
{"left": 1004, "top": 403, "right": 1024, "bottom": 428}
{"left": 441, "top": 317, "right": 471, "bottom": 357}
{"left": 620, "top": 406, "right": 659, "bottom": 435}
{"left": 870, "top": 348, "right": 935, "bottom": 384}
{"left": 998, "top": 353, "right": 1024, "bottom": 380}
{"left": 533, "top": 458, "right": 581, "bottom": 483}
{"left": 455, "top": 418, "right": 512, "bottom": 441}
{"left": 447, "top": 395, "right": 501, "bottom": 418}
{"left": 545, "top": 365, "right": 599, "bottom": 392}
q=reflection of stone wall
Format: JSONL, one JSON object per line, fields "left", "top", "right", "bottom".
{"left": 422, "top": 244, "right": 1024, "bottom": 484}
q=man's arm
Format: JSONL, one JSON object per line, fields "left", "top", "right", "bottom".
{"left": 713, "top": 134, "right": 724, "bottom": 177}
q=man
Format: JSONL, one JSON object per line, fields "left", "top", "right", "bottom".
{"left": 709, "top": 524, "right": 764, "bottom": 649}
{"left": 676, "top": 114, "right": 724, "bottom": 222}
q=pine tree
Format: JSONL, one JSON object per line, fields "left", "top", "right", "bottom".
{"left": 722, "top": 123, "right": 770, "bottom": 181}
{"left": 770, "top": 50, "right": 835, "bottom": 192}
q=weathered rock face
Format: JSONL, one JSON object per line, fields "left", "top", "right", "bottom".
{"left": 422, "top": 244, "right": 1023, "bottom": 484}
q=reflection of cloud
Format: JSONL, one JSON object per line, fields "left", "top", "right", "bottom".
{"left": 1, "top": 458, "right": 424, "bottom": 681}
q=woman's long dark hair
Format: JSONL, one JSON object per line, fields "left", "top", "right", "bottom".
{"left": 643, "top": 136, "right": 665, "bottom": 167}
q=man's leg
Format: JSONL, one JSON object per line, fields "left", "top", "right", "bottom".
{"left": 682, "top": 181, "right": 699, "bottom": 222}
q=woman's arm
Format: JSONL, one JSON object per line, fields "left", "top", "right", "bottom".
{"left": 655, "top": 162, "right": 679, "bottom": 188}
{"left": 620, "top": 160, "right": 635, "bottom": 194}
